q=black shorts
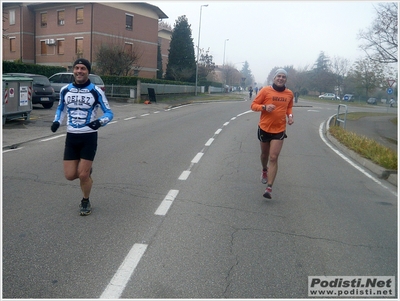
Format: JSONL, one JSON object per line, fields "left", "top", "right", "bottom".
{"left": 64, "top": 132, "right": 98, "bottom": 161}
{"left": 257, "top": 127, "right": 287, "bottom": 142}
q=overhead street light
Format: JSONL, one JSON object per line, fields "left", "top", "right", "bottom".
{"left": 195, "top": 4, "right": 208, "bottom": 96}
{"left": 223, "top": 38, "right": 229, "bottom": 66}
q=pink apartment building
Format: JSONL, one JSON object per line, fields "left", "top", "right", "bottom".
{"left": 2, "top": 2, "right": 171, "bottom": 78}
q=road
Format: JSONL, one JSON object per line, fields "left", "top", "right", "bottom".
{"left": 2, "top": 98, "right": 397, "bottom": 298}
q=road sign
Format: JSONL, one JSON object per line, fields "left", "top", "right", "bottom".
{"left": 387, "top": 79, "right": 395, "bottom": 87}
{"left": 387, "top": 88, "right": 393, "bottom": 94}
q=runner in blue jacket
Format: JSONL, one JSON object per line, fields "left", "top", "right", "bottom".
{"left": 51, "top": 58, "right": 113, "bottom": 216}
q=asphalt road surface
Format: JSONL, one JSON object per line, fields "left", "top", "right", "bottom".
{"left": 3, "top": 99, "right": 397, "bottom": 298}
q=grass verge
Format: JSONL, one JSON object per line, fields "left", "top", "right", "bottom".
{"left": 329, "top": 124, "right": 397, "bottom": 170}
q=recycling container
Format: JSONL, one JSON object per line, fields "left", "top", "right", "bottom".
{"left": 3, "top": 76, "right": 33, "bottom": 124}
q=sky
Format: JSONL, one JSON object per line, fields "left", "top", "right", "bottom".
{"left": 147, "top": 0, "right": 379, "bottom": 85}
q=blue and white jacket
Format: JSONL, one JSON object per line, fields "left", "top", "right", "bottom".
{"left": 53, "top": 79, "right": 113, "bottom": 134}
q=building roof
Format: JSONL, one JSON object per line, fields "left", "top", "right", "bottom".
{"left": 26, "top": 2, "right": 168, "bottom": 19}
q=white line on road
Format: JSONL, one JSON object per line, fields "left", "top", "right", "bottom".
{"left": 205, "top": 138, "right": 214, "bottom": 146}
{"left": 41, "top": 134, "right": 66, "bottom": 142}
{"left": 215, "top": 129, "right": 222, "bottom": 135}
{"left": 124, "top": 116, "right": 136, "bottom": 120}
{"left": 154, "top": 189, "right": 179, "bottom": 215}
{"left": 191, "top": 152, "right": 204, "bottom": 163}
{"left": 3, "top": 147, "right": 24, "bottom": 153}
{"left": 100, "top": 243, "right": 148, "bottom": 299}
{"left": 178, "top": 170, "right": 191, "bottom": 180}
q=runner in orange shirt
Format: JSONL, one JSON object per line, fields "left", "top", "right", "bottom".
{"left": 250, "top": 68, "right": 294, "bottom": 199}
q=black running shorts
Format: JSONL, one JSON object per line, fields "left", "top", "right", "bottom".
{"left": 257, "top": 127, "right": 287, "bottom": 142}
{"left": 64, "top": 132, "right": 98, "bottom": 161}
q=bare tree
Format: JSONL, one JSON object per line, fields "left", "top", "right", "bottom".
{"left": 358, "top": 2, "right": 398, "bottom": 63}
{"left": 3, "top": 10, "right": 9, "bottom": 39}
{"left": 331, "top": 56, "right": 351, "bottom": 97}
{"left": 349, "top": 58, "right": 386, "bottom": 98}
{"left": 222, "top": 63, "right": 241, "bottom": 87}
{"left": 95, "top": 41, "right": 142, "bottom": 76}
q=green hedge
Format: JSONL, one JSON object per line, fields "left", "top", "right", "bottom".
{"left": 3, "top": 61, "right": 223, "bottom": 88}
{"left": 3, "top": 61, "right": 66, "bottom": 78}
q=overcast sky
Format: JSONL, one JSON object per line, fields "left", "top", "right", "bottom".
{"left": 148, "top": 0, "right": 378, "bottom": 85}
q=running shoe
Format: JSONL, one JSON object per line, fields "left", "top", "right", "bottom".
{"left": 263, "top": 187, "right": 272, "bottom": 199}
{"left": 79, "top": 199, "right": 92, "bottom": 216}
{"left": 261, "top": 169, "right": 268, "bottom": 184}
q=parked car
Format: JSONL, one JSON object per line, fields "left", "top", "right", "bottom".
{"left": 366, "top": 97, "right": 377, "bottom": 105}
{"left": 342, "top": 94, "right": 355, "bottom": 102}
{"left": 4, "top": 73, "right": 56, "bottom": 109}
{"left": 319, "top": 93, "right": 338, "bottom": 100}
{"left": 49, "top": 73, "right": 105, "bottom": 100}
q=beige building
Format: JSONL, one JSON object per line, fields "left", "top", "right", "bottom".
{"left": 2, "top": 2, "right": 171, "bottom": 78}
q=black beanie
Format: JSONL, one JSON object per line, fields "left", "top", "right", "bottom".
{"left": 73, "top": 58, "right": 91, "bottom": 73}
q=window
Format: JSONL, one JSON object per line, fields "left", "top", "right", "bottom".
{"left": 57, "top": 39, "right": 64, "bottom": 55}
{"left": 76, "top": 8, "right": 83, "bottom": 24}
{"left": 41, "top": 40, "right": 47, "bottom": 55}
{"left": 57, "top": 10, "right": 65, "bottom": 26}
{"left": 10, "top": 37, "right": 16, "bottom": 52}
{"left": 124, "top": 43, "right": 133, "bottom": 53}
{"left": 9, "top": 10, "right": 15, "bottom": 25}
{"left": 75, "top": 38, "right": 83, "bottom": 55}
{"left": 126, "top": 14, "right": 133, "bottom": 30}
{"left": 41, "top": 12, "right": 47, "bottom": 27}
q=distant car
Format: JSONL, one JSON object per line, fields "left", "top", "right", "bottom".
{"left": 319, "top": 93, "right": 338, "bottom": 100}
{"left": 366, "top": 97, "right": 377, "bottom": 105}
{"left": 4, "top": 73, "right": 56, "bottom": 109}
{"left": 49, "top": 73, "right": 105, "bottom": 100}
{"left": 342, "top": 94, "right": 355, "bottom": 102}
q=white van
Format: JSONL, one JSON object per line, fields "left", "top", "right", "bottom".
{"left": 49, "top": 73, "right": 105, "bottom": 100}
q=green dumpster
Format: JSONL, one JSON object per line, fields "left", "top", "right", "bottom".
{"left": 3, "top": 76, "right": 33, "bottom": 125}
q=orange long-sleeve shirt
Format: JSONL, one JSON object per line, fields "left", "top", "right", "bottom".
{"left": 251, "top": 86, "right": 294, "bottom": 133}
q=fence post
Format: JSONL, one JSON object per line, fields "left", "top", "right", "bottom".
{"left": 137, "top": 79, "right": 141, "bottom": 103}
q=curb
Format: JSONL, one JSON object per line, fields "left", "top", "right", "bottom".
{"left": 325, "top": 116, "right": 397, "bottom": 187}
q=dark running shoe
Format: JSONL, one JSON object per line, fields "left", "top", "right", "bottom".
{"left": 79, "top": 199, "right": 92, "bottom": 216}
{"left": 263, "top": 187, "right": 272, "bottom": 199}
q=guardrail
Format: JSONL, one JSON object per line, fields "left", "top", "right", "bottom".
{"left": 335, "top": 104, "right": 348, "bottom": 129}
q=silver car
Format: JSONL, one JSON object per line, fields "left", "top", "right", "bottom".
{"left": 49, "top": 73, "right": 105, "bottom": 100}
{"left": 318, "top": 93, "right": 338, "bottom": 100}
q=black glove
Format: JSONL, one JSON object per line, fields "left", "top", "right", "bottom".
{"left": 87, "top": 120, "right": 101, "bottom": 130}
{"left": 51, "top": 121, "right": 60, "bottom": 133}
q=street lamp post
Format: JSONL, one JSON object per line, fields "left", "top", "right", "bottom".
{"left": 195, "top": 4, "right": 208, "bottom": 96}
{"left": 222, "top": 39, "right": 229, "bottom": 91}
{"left": 223, "top": 38, "right": 229, "bottom": 66}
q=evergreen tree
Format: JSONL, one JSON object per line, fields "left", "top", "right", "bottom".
{"left": 240, "top": 61, "right": 254, "bottom": 87}
{"left": 157, "top": 43, "right": 163, "bottom": 79}
{"left": 165, "top": 15, "right": 196, "bottom": 82}
{"left": 311, "top": 51, "right": 335, "bottom": 93}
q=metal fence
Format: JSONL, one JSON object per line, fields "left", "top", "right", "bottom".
{"left": 105, "top": 82, "right": 224, "bottom": 100}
